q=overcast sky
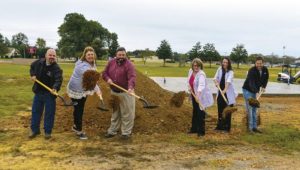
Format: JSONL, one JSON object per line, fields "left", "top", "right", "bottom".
{"left": 1, "top": 0, "right": 300, "bottom": 56}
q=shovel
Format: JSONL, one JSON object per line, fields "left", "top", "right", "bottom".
{"left": 97, "top": 94, "right": 109, "bottom": 111}
{"left": 216, "top": 84, "right": 238, "bottom": 117}
{"left": 110, "top": 82, "right": 158, "bottom": 109}
{"left": 189, "top": 86, "right": 205, "bottom": 111}
{"left": 248, "top": 88, "right": 263, "bottom": 108}
{"left": 34, "top": 79, "right": 77, "bottom": 106}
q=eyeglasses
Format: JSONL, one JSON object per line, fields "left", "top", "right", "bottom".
{"left": 193, "top": 65, "right": 199, "bottom": 67}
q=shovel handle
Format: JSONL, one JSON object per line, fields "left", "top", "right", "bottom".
{"left": 257, "top": 88, "right": 264, "bottom": 100}
{"left": 99, "top": 94, "right": 103, "bottom": 100}
{"left": 216, "top": 84, "right": 229, "bottom": 104}
{"left": 110, "top": 82, "right": 140, "bottom": 99}
{"left": 35, "top": 79, "right": 58, "bottom": 96}
{"left": 189, "top": 86, "right": 205, "bottom": 110}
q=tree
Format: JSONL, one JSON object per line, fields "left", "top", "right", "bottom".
{"left": 188, "top": 42, "right": 202, "bottom": 60}
{"left": 173, "top": 52, "right": 188, "bottom": 67}
{"left": 11, "top": 32, "right": 28, "bottom": 58}
{"left": 4, "top": 37, "right": 10, "bottom": 47}
{"left": 107, "top": 33, "right": 119, "bottom": 57}
{"left": 91, "top": 37, "right": 106, "bottom": 59}
{"left": 264, "top": 53, "right": 281, "bottom": 67}
{"left": 201, "top": 43, "right": 221, "bottom": 68}
{"left": 58, "top": 13, "right": 114, "bottom": 59}
{"left": 137, "top": 48, "right": 155, "bottom": 65}
{"left": 0, "top": 33, "right": 9, "bottom": 56}
{"left": 34, "top": 38, "right": 47, "bottom": 59}
{"left": 156, "top": 40, "right": 172, "bottom": 67}
{"left": 230, "top": 44, "right": 248, "bottom": 69}
{"left": 35, "top": 38, "right": 46, "bottom": 49}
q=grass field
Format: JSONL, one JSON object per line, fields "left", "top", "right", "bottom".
{"left": 0, "top": 62, "right": 300, "bottom": 169}
{"left": 1, "top": 59, "right": 288, "bottom": 80}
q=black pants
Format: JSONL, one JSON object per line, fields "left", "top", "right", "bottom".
{"left": 216, "top": 93, "right": 232, "bottom": 131}
{"left": 71, "top": 97, "right": 87, "bottom": 131}
{"left": 190, "top": 96, "right": 205, "bottom": 135}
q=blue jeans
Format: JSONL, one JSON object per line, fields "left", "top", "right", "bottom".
{"left": 31, "top": 92, "right": 56, "bottom": 134}
{"left": 242, "top": 88, "right": 257, "bottom": 130}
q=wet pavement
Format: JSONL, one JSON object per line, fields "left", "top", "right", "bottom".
{"left": 151, "top": 77, "right": 300, "bottom": 95}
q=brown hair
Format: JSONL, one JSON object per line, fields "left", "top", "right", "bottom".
{"left": 221, "top": 57, "right": 232, "bottom": 71}
{"left": 80, "top": 46, "right": 97, "bottom": 65}
{"left": 191, "top": 58, "right": 203, "bottom": 71}
{"left": 256, "top": 56, "right": 264, "bottom": 62}
{"left": 116, "top": 47, "right": 126, "bottom": 54}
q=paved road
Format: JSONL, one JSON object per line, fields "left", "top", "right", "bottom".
{"left": 151, "top": 77, "right": 300, "bottom": 95}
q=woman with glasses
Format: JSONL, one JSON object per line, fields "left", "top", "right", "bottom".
{"left": 187, "top": 58, "right": 214, "bottom": 137}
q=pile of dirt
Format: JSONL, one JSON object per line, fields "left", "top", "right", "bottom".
{"left": 22, "top": 70, "right": 216, "bottom": 135}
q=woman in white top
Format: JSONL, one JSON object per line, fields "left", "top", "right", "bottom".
{"left": 187, "top": 58, "right": 214, "bottom": 137}
{"left": 213, "top": 57, "right": 237, "bottom": 132}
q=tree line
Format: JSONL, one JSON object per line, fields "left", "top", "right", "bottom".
{"left": 155, "top": 40, "right": 299, "bottom": 68}
{"left": 0, "top": 13, "right": 120, "bottom": 60}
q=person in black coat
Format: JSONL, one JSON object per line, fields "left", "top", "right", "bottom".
{"left": 242, "top": 56, "right": 269, "bottom": 133}
{"left": 29, "top": 49, "right": 63, "bottom": 139}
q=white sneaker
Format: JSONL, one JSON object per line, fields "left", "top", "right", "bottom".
{"left": 77, "top": 132, "right": 88, "bottom": 140}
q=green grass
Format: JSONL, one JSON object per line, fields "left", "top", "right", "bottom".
{"left": 241, "top": 124, "right": 300, "bottom": 153}
{"left": 1, "top": 60, "right": 283, "bottom": 80}
{"left": 0, "top": 61, "right": 287, "bottom": 117}
{"left": 0, "top": 79, "right": 33, "bottom": 117}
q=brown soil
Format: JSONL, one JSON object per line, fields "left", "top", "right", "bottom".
{"left": 170, "top": 91, "right": 187, "bottom": 107}
{"left": 82, "top": 70, "right": 101, "bottom": 91}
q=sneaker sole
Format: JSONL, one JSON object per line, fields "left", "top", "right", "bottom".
{"left": 79, "top": 137, "right": 88, "bottom": 140}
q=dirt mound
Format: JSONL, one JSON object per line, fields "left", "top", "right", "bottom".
{"left": 23, "top": 70, "right": 216, "bottom": 135}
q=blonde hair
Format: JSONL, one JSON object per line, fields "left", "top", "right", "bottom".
{"left": 191, "top": 58, "right": 203, "bottom": 71}
{"left": 80, "top": 46, "right": 97, "bottom": 65}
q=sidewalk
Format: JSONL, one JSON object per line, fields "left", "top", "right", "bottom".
{"left": 151, "top": 77, "right": 300, "bottom": 95}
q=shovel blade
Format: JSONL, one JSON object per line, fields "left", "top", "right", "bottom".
{"left": 143, "top": 105, "right": 159, "bottom": 109}
{"left": 139, "top": 97, "right": 159, "bottom": 109}
{"left": 97, "top": 105, "right": 109, "bottom": 111}
{"left": 58, "top": 96, "right": 77, "bottom": 106}
{"left": 97, "top": 100, "right": 109, "bottom": 111}
{"left": 97, "top": 107, "right": 109, "bottom": 111}
{"left": 61, "top": 101, "right": 78, "bottom": 106}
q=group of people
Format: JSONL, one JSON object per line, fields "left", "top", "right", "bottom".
{"left": 28, "top": 46, "right": 269, "bottom": 140}
{"left": 29, "top": 46, "right": 136, "bottom": 140}
{"left": 188, "top": 56, "right": 269, "bottom": 137}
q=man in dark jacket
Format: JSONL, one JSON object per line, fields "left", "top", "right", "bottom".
{"left": 242, "top": 56, "right": 269, "bottom": 133}
{"left": 29, "top": 49, "right": 63, "bottom": 139}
